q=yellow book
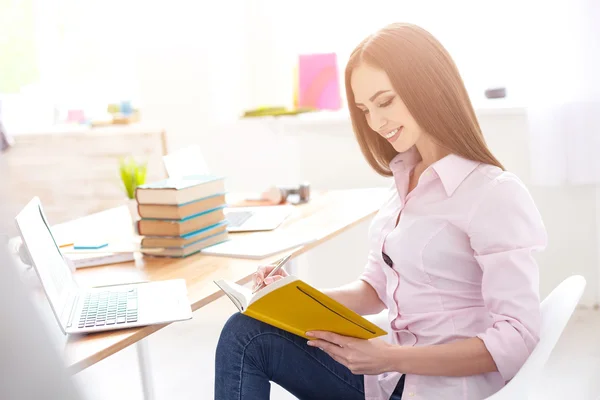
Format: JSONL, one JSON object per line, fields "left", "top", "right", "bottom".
{"left": 214, "top": 276, "right": 387, "bottom": 340}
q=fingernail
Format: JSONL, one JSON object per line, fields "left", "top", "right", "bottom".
{"left": 264, "top": 277, "right": 273, "bottom": 284}
{"left": 307, "top": 341, "right": 314, "bottom": 346}
{"left": 306, "top": 331, "right": 314, "bottom": 337}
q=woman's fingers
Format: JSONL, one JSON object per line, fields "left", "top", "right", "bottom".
{"left": 253, "top": 262, "right": 289, "bottom": 290}
{"left": 263, "top": 275, "right": 284, "bottom": 285}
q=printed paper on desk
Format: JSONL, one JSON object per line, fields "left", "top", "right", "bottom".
{"left": 163, "top": 145, "right": 211, "bottom": 179}
{"left": 201, "top": 233, "right": 316, "bottom": 259}
{"left": 65, "top": 251, "right": 135, "bottom": 269}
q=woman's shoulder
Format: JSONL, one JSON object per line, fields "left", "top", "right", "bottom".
{"left": 467, "top": 163, "right": 546, "bottom": 242}
{"left": 457, "top": 162, "right": 535, "bottom": 211}
{"left": 472, "top": 163, "right": 528, "bottom": 191}
{"left": 467, "top": 163, "right": 538, "bottom": 215}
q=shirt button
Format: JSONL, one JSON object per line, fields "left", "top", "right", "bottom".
{"left": 408, "top": 392, "right": 415, "bottom": 397}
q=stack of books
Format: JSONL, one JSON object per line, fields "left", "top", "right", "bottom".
{"left": 135, "top": 175, "right": 230, "bottom": 257}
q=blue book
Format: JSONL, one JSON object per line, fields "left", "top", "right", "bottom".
{"left": 137, "top": 193, "right": 227, "bottom": 220}
{"left": 135, "top": 175, "right": 226, "bottom": 205}
{"left": 141, "top": 231, "right": 230, "bottom": 258}
{"left": 137, "top": 206, "right": 226, "bottom": 236}
{"left": 141, "top": 221, "right": 229, "bottom": 248}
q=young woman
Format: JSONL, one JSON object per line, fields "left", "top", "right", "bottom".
{"left": 215, "top": 22, "right": 546, "bottom": 400}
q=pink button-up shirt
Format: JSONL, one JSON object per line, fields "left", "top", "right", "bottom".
{"left": 360, "top": 147, "right": 547, "bottom": 400}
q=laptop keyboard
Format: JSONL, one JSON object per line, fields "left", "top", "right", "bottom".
{"left": 226, "top": 210, "right": 254, "bottom": 228}
{"left": 78, "top": 288, "right": 138, "bottom": 329}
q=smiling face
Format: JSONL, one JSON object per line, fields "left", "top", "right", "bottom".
{"left": 344, "top": 23, "right": 504, "bottom": 176}
{"left": 350, "top": 62, "right": 424, "bottom": 153}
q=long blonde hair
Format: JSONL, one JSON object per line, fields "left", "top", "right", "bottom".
{"left": 345, "top": 23, "right": 504, "bottom": 176}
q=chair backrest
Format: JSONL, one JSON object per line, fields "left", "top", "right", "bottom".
{"left": 485, "top": 275, "right": 587, "bottom": 399}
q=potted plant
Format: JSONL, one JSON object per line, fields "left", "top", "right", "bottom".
{"left": 119, "top": 156, "right": 147, "bottom": 221}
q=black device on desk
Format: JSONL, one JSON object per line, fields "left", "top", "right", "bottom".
{"left": 278, "top": 182, "right": 311, "bottom": 205}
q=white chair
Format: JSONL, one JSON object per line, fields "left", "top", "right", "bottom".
{"left": 367, "top": 275, "right": 587, "bottom": 400}
{"left": 485, "top": 275, "right": 587, "bottom": 399}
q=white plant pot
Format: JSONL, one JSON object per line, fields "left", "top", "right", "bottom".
{"left": 126, "top": 198, "right": 140, "bottom": 223}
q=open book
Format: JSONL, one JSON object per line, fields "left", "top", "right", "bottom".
{"left": 214, "top": 275, "right": 387, "bottom": 340}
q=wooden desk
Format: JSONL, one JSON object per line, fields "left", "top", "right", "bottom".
{"left": 61, "top": 188, "right": 389, "bottom": 396}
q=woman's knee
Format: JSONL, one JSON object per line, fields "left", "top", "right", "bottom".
{"left": 217, "top": 313, "right": 267, "bottom": 349}
{"left": 216, "top": 313, "right": 280, "bottom": 369}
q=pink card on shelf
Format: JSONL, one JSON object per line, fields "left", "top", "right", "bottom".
{"left": 297, "top": 53, "right": 341, "bottom": 110}
{"left": 66, "top": 109, "right": 85, "bottom": 123}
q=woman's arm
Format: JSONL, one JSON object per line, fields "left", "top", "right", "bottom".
{"left": 391, "top": 337, "right": 497, "bottom": 376}
{"left": 321, "top": 280, "right": 386, "bottom": 316}
{"left": 306, "top": 332, "right": 496, "bottom": 377}
{"left": 306, "top": 332, "right": 497, "bottom": 377}
{"left": 393, "top": 178, "right": 546, "bottom": 379}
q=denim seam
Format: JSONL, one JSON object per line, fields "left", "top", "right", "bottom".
{"left": 239, "top": 331, "right": 365, "bottom": 399}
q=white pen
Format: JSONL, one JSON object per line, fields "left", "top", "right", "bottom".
{"left": 252, "top": 254, "right": 292, "bottom": 294}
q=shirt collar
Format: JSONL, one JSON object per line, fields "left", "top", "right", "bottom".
{"left": 431, "top": 154, "right": 481, "bottom": 196}
{"left": 389, "top": 146, "right": 481, "bottom": 197}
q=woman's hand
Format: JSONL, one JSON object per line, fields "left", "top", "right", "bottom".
{"left": 253, "top": 263, "right": 289, "bottom": 291}
{"left": 306, "top": 331, "right": 398, "bottom": 375}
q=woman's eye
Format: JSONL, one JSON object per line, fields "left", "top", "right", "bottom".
{"left": 379, "top": 98, "right": 394, "bottom": 108}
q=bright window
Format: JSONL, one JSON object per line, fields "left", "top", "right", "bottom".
{"left": 0, "top": 0, "right": 39, "bottom": 94}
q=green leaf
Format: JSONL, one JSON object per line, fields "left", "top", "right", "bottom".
{"left": 118, "top": 156, "right": 148, "bottom": 199}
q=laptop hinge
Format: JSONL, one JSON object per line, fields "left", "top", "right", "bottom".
{"left": 65, "top": 293, "right": 79, "bottom": 328}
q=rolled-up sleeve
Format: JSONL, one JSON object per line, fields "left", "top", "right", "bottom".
{"left": 468, "top": 176, "right": 547, "bottom": 381}
{"left": 359, "top": 250, "right": 388, "bottom": 303}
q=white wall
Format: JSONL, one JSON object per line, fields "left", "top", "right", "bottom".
{"left": 128, "top": 4, "right": 598, "bottom": 308}
{"left": 162, "top": 109, "right": 600, "bottom": 308}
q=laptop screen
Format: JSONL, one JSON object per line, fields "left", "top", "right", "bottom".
{"left": 15, "top": 198, "right": 76, "bottom": 328}
{"left": 162, "top": 145, "right": 210, "bottom": 178}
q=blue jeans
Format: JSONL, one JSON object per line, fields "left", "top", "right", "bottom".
{"left": 215, "top": 313, "right": 405, "bottom": 400}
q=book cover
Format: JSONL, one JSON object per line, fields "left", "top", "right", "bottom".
{"left": 137, "top": 206, "right": 226, "bottom": 236}
{"left": 137, "top": 175, "right": 224, "bottom": 191}
{"left": 137, "top": 193, "right": 227, "bottom": 220}
{"left": 136, "top": 175, "right": 226, "bottom": 205}
{"left": 141, "top": 221, "right": 228, "bottom": 248}
{"left": 142, "top": 231, "right": 229, "bottom": 258}
{"left": 214, "top": 275, "right": 387, "bottom": 340}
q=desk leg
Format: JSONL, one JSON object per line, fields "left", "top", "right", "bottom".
{"left": 136, "top": 339, "right": 156, "bottom": 400}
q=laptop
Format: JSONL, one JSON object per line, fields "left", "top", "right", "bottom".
{"left": 162, "top": 146, "right": 293, "bottom": 232}
{"left": 223, "top": 205, "right": 294, "bottom": 232}
{"left": 15, "top": 197, "right": 193, "bottom": 334}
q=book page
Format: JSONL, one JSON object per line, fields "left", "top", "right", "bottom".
{"left": 213, "top": 280, "right": 253, "bottom": 311}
